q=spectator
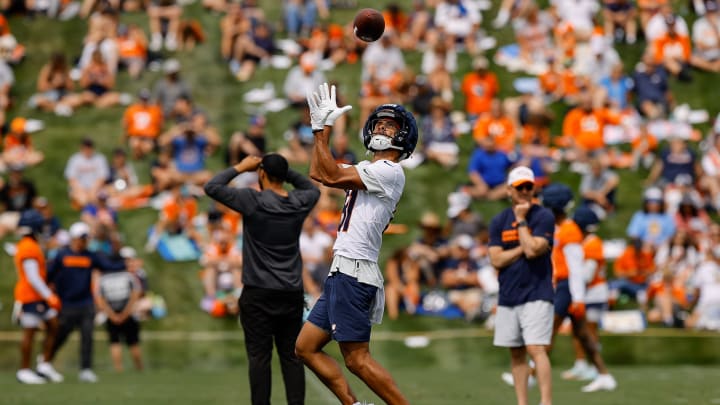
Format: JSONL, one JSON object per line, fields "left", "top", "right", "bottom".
{"left": 603, "top": 0, "right": 638, "bottom": 44}
{"left": 514, "top": 3, "right": 553, "bottom": 67}
{"left": 574, "top": 35, "right": 621, "bottom": 85}
{"left": 330, "top": 132, "right": 357, "bottom": 166}
{"left": 552, "top": 0, "right": 600, "bottom": 40}
{"left": 445, "top": 191, "right": 485, "bottom": 239}
{"left": 433, "top": 0, "right": 482, "bottom": 54}
{"left": 651, "top": 13, "right": 692, "bottom": 81}
{"left": 148, "top": 0, "right": 182, "bottom": 51}
{"left": 152, "top": 59, "right": 191, "bottom": 116}
{"left": 465, "top": 138, "right": 515, "bottom": 201}
{"left": 598, "top": 62, "right": 633, "bottom": 110}
{"left": 686, "top": 245, "right": 720, "bottom": 330}
{"left": 157, "top": 122, "right": 219, "bottom": 187}
{"left": 3, "top": 117, "right": 44, "bottom": 169}
{"left": 627, "top": 187, "right": 677, "bottom": 249}
{"left": 64, "top": 137, "right": 110, "bottom": 208}
{"left": 420, "top": 97, "right": 459, "bottom": 169}
{"left": 700, "top": 133, "right": 720, "bottom": 210}
{"left": 95, "top": 246, "right": 144, "bottom": 371}
{"left": 78, "top": 10, "right": 119, "bottom": 75}
{"left": 283, "top": 0, "right": 328, "bottom": 38}
{"left": 122, "top": 88, "right": 163, "bottom": 160}
{"left": 674, "top": 193, "right": 712, "bottom": 242}
{"left": 580, "top": 155, "right": 620, "bottom": 218}
{"left": 226, "top": 115, "right": 266, "bottom": 188}
{"left": 66, "top": 49, "right": 129, "bottom": 110}
{"left": 441, "top": 234, "right": 484, "bottom": 320}
{"left": 279, "top": 108, "right": 314, "bottom": 165}
{"left": 229, "top": 20, "right": 275, "bottom": 82}
{"left": 360, "top": 30, "right": 406, "bottom": 122}
{"left": 461, "top": 56, "right": 499, "bottom": 122}
{"left": 645, "top": 136, "right": 701, "bottom": 188}
{"left": 200, "top": 228, "right": 243, "bottom": 317}
{"left": 384, "top": 246, "right": 422, "bottom": 319}
{"left": 283, "top": 52, "right": 327, "bottom": 108}
{"left": 80, "top": 191, "right": 118, "bottom": 237}
{"left": 219, "top": 2, "right": 251, "bottom": 60}
{"left": 299, "top": 216, "right": 333, "bottom": 299}
{"left": 691, "top": 0, "right": 720, "bottom": 72}
{"left": 407, "top": 211, "right": 450, "bottom": 287}
{"left": 472, "top": 99, "right": 517, "bottom": 153}
{"left": 47, "top": 222, "right": 125, "bottom": 383}
{"left": 145, "top": 184, "right": 200, "bottom": 252}
{"left": 27, "top": 52, "right": 73, "bottom": 116}
{"left": 116, "top": 23, "right": 148, "bottom": 80}
{"left": 645, "top": 6, "right": 688, "bottom": 43}
{"left": 632, "top": 50, "right": 672, "bottom": 119}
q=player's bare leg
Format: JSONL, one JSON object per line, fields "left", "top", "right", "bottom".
{"left": 339, "top": 341, "right": 409, "bottom": 405}
{"left": 527, "top": 345, "right": 552, "bottom": 405}
{"left": 509, "top": 346, "right": 530, "bottom": 405}
{"left": 20, "top": 328, "right": 36, "bottom": 369}
{"left": 42, "top": 318, "right": 58, "bottom": 362}
{"left": 295, "top": 322, "right": 358, "bottom": 405}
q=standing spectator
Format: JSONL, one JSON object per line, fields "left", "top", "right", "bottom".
{"left": 488, "top": 166, "right": 554, "bottom": 405}
{"left": 95, "top": 246, "right": 144, "bottom": 371}
{"left": 204, "top": 154, "right": 320, "bottom": 405}
{"left": 47, "top": 222, "right": 125, "bottom": 383}
{"left": 297, "top": 86, "right": 416, "bottom": 405}
{"left": 152, "top": 59, "right": 191, "bottom": 116}
{"left": 13, "top": 225, "right": 64, "bottom": 384}
{"left": 122, "top": 88, "right": 163, "bottom": 160}
{"left": 64, "top": 138, "right": 110, "bottom": 208}
{"left": 461, "top": 56, "right": 499, "bottom": 122}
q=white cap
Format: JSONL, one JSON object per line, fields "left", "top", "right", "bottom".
{"left": 68, "top": 222, "right": 90, "bottom": 239}
{"left": 164, "top": 58, "right": 181, "bottom": 74}
{"left": 452, "top": 234, "right": 475, "bottom": 250}
{"left": 507, "top": 166, "right": 535, "bottom": 186}
{"left": 643, "top": 187, "right": 663, "bottom": 201}
{"left": 447, "top": 192, "right": 471, "bottom": 218}
{"left": 119, "top": 246, "right": 137, "bottom": 259}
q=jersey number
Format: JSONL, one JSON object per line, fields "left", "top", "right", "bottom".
{"left": 338, "top": 190, "right": 358, "bottom": 232}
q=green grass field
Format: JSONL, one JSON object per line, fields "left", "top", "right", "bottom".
{"left": 1, "top": 0, "right": 719, "bottom": 403}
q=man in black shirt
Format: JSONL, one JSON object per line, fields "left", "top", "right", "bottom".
{"left": 204, "top": 153, "right": 319, "bottom": 405}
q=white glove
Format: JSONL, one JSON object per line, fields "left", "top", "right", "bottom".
{"left": 307, "top": 83, "right": 352, "bottom": 131}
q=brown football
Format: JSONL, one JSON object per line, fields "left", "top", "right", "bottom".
{"left": 353, "top": 8, "right": 385, "bottom": 42}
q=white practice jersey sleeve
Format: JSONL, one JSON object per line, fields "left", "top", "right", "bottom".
{"left": 333, "top": 160, "right": 405, "bottom": 262}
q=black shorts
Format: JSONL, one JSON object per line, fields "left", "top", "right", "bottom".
{"left": 106, "top": 317, "right": 140, "bottom": 346}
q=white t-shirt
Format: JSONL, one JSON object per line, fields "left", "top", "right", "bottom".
{"left": 552, "top": 0, "right": 599, "bottom": 34}
{"left": 701, "top": 147, "right": 720, "bottom": 177}
{"left": 645, "top": 14, "right": 689, "bottom": 42}
{"left": 64, "top": 152, "right": 110, "bottom": 189}
{"left": 434, "top": 1, "right": 481, "bottom": 37}
{"left": 333, "top": 159, "right": 405, "bottom": 262}
{"left": 300, "top": 229, "right": 333, "bottom": 270}
{"left": 693, "top": 260, "right": 720, "bottom": 307}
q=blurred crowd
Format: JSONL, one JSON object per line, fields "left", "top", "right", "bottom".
{"left": 1, "top": 0, "right": 720, "bottom": 378}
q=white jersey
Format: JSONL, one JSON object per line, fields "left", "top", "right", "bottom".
{"left": 333, "top": 159, "right": 405, "bottom": 262}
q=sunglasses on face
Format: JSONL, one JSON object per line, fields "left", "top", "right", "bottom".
{"left": 514, "top": 183, "right": 533, "bottom": 192}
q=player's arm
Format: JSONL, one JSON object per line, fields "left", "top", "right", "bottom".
{"left": 517, "top": 225, "right": 549, "bottom": 259}
{"left": 204, "top": 156, "right": 261, "bottom": 214}
{"left": 24, "top": 258, "right": 61, "bottom": 309}
{"left": 564, "top": 242, "right": 587, "bottom": 303}
{"left": 488, "top": 245, "right": 524, "bottom": 270}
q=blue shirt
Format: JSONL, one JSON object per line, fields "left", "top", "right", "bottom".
{"left": 659, "top": 147, "right": 696, "bottom": 184}
{"left": 489, "top": 204, "right": 555, "bottom": 307}
{"left": 599, "top": 75, "right": 633, "bottom": 109}
{"left": 468, "top": 148, "right": 514, "bottom": 188}
{"left": 626, "top": 211, "right": 676, "bottom": 247}
{"left": 172, "top": 135, "right": 209, "bottom": 173}
{"left": 48, "top": 247, "right": 125, "bottom": 308}
{"left": 632, "top": 66, "right": 668, "bottom": 104}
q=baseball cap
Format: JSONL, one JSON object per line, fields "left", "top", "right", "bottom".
{"left": 119, "top": 246, "right": 137, "bottom": 259}
{"left": 452, "top": 234, "right": 475, "bottom": 250}
{"left": 299, "top": 52, "right": 317, "bottom": 70}
{"left": 260, "top": 153, "right": 288, "bottom": 182}
{"left": 10, "top": 117, "right": 26, "bottom": 133}
{"left": 69, "top": 222, "right": 90, "bottom": 239}
{"left": 447, "top": 191, "right": 471, "bottom": 219}
{"left": 419, "top": 211, "right": 441, "bottom": 229}
{"left": 507, "top": 166, "right": 535, "bottom": 187}
{"left": 164, "top": 58, "right": 181, "bottom": 74}
{"left": 643, "top": 187, "right": 663, "bottom": 202}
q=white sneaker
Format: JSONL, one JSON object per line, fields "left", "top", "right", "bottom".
{"left": 36, "top": 362, "right": 63, "bottom": 383}
{"left": 17, "top": 369, "right": 46, "bottom": 384}
{"left": 577, "top": 365, "right": 599, "bottom": 381}
{"left": 165, "top": 33, "right": 178, "bottom": 51}
{"left": 149, "top": 33, "right": 162, "bottom": 52}
{"left": 581, "top": 374, "right": 617, "bottom": 392}
{"left": 78, "top": 369, "right": 98, "bottom": 383}
{"left": 561, "top": 361, "right": 589, "bottom": 380}
{"left": 501, "top": 371, "right": 536, "bottom": 388}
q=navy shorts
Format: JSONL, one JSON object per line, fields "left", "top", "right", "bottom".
{"left": 306, "top": 272, "right": 378, "bottom": 342}
{"left": 554, "top": 280, "right": 572, "bottom": 319}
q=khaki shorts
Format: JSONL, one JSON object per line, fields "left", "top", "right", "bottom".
{"left": 493, "top": 300, "right": 553, "bottom": 348}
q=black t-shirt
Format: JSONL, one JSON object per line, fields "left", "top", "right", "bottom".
{"left": 0, "top": 180, "right": 36, "bottom": 212}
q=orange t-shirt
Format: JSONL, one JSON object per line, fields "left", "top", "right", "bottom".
{"left": 472, "top": 115, "right": 516, "bottom": 152}
{"left": 552, "top": 219, "right": 584, "bottom": 283}
{"left": 4, "top": 133, "right": 30, "bottom": 151}
{"left": 652, "top": 34, "right": 691, "bottom": 63}
{"left": 583, "top": 234, "right": 606, "bottom": 287}
{"left": 117, "top": 37, "right": 146, "bottom": 59}
{"left": 631, "top": 132, "right": 659, "bottom": 154}
{"left": 162, "top": 197, "right": 197, "bottom": 224}
{"left": 461, "top": 72, "right": 499, "bottom": 116}
{"left": 562, "top": 107, "right": 620, "bottom": 151}
{"left": 14, "top": 236, "right": 47, "bottom": 303}
{"left": 613, "top": 245, "right": 655, "bottom": 284}
{"left": 124, "top": 104, "right": 163, "bottom": 138}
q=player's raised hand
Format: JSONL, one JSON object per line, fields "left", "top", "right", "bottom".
{"left": 320, "top": 83, "right": 352, "bottom": 127}
{"left": 306, "top": 86, "right": 330, "bottom": 131}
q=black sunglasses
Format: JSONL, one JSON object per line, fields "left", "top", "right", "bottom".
{"left": 514, "top": 183, "right": 534, "bottom": 192}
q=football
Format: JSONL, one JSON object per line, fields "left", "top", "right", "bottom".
{"left": 353, "top": 8, "right": 385, "bottom": 42}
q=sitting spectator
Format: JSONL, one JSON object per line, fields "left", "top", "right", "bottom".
{"left": 514, "top": 3, "right": 553, "bottom": 67}
{"left": 200, "top": 229, "right": 243, "bottom": 317}
{"left": 299, "top": 216, "right": 333, "bottom": 300}
{"left": 631, "top": 122, "right": 659, "bottom": 170}
{"left": 219, "top": 2, "right": 251, "bottom": 60}
{"left": 157, "top": 121, "right": 219, "bottom": 187}
{"left": 78, "top": 11, "right": 119, "bottom": 75}
{"left": 65, "top": 49, "right": 129, "bottom": 111}
{"left": 330, "top": 132, "right": 357, "bottom": 166}
{"left": 104, "top": 148, "right": 151, "bottom": 209}
{"left": 384, "top": 247, "right": 422, "bottom": 320}
{"left": 580, "top": 156, "right": 620, "bottom": 218}
{"left": 674, "top": 193, "right": 712, "bottom": 241}
{"left": 646, "top": 267, "right": 691, "bottom": 327}
{"left": 3, "top": 117, "right": 44, "bottom": 168}
{"left": 279, "top": 109, "right": 314, "bottom": 165}
{"left": 283, "top": 0, "right": 328, "bottom": 39}
{"left": 610, "top": 239, "right": 655, "bottom": 308}
{"left": 116, "top": 23, "right": 147, "bottom": 80}
{"left": 150, "top": 148, "right": 181, "bottom": 193}
{"left": 465, "top": 138, "right": 515, "bottom": 200}
{"left": 461, "top": 56, "right": 498, "bottom": 122}
{"left": 148, "top": 0, "right": 182, "bottom": 51}
{"left": 644, "top": 5, "right": 689, "bottom": 43}
{"left": 626, "top": 187, "right": 677, "bottom": 249}
{"left": 561, "top": 95, "right": 621, "bottom": 163}
{"left": 645, "top": 136, "right": 701, "bottom": 188}
{"left": 632, "top": 50, "right": 672, "bottom": 119}
{"left": 420, "top": 32, "right": 454, "bottom": 102}
{"left": 0, "top": 165, "right": 36, "bottom": 214}
{"left": 122, "top": 89, "right": 163, "bottom": 160}
{"left": 145, "top": 183, "right": 200, "bottom": 252}
{"left": 283, "top": 52, "right": 326, "bottom": 108}
{"left": 445, "top": 191, "right": 485, "bottom": 240}
{"left": 407, "top": 211, "right": 450, "bottom": 287}
{"left": 651, "top": 13, "right": 692, "bottom": 81}
{"left": 598, "top": 62, "right": 633, "bottom": 111}
{"left": 440, "top": 234, "right": 484, "bottom": 321}
{"left": 229, "top": 20, "right": 275, "bottom": 82}
{"left": 95, "top": 244, "right": 144, "bottom": 371}
{"left": 603, "top": 0, "right": 638, "bottom": 44}
{"left": 700, "top": 133, "right": 720, "bottom": 210}
{"left": 420, "top": 97, "right": 459, "bottom": 169}
{"left": 472, "top": 99, "right": 517, "bottom": 153}
{"left": 227, "top": 114, "right": 266, "bottom": 166}
{"left": 574, "top": 35, "right": 621, "bottom": 85}
{"left": 690, "top": 0, "right": 720, "bottom": 72}
{"left": 359, "top": 30, "right": 406, "bottom": 123}
{"left": 80, "top": 191, "right": 118, "bottom": 237}
{"left": 64, "top": 137, "right": 109, "bottom": 208}
{"left": 433, "top": 0, "right": 482, "bottom": 54}
{"left": 153, "top": 59, "right": 191, "bottom": 116}
{"left": 552, "top": 0, "right": 599, "bottom": 40}
{"left": 27, "top": 52, "right": 73, "bottom": 115}
{"left": 686, "top": 245, "right": 720, "bottom": 330}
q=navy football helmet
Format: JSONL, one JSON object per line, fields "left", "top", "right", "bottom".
{"left": 362, "top": 104, "right": 418, "bottom": 161}
{"left": 572, "top": 205, "right": 600, "bottom": 232}
{"left": 540, "top": 183, "right": 574, "bottom": 213}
